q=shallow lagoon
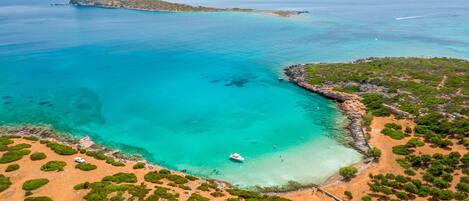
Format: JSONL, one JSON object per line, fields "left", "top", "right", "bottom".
{"left": 0, "top": 0, "right": 468, "bottom": 187}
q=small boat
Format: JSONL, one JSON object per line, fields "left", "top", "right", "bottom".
{"left": 229, "top": 153, "right": 245, "bottom": 162}
{"left": 74, "top": 157, "right": 86, "bottom": 163}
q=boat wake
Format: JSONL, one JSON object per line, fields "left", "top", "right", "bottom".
{"left": 395, "top": 15, "right": 426, "bottom": 20}
{"left": 395, "top": 13, "right": 459, "bottom": 21}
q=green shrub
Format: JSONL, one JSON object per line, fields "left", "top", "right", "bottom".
{"left": 30, "top": 152, "right": 46, "bottom": 161}
{"left": 105, "top": 157, "right": 125, "bottom": 167}
{"left": 159, "top": 169, "right": 171, "bottom": 174}
{"left": 179, "top": 184, "right": 191, "bottom": 190}
{"left": 102, "top": 173, "right": 137, "bottom": 183}
{"left": 74, "top": 182, "right": 90, "bottom": 190}
{"left": 132, "top": 162, "right": 145, "bottom": 169}
{"left": 361, "top": 196, "right": 372, "bottom": 201}
{"left": 404, "top": 169, "right": 416, "bottom": 176}
{"left": 22, "top": 178, "right": 49, "bottom": 190}
{"left": 75, "top": 163, "right": 97, "bottom": 171}
{"left": 392, "top": 145, "right": 411, "bottom": 155}
{"left": 0, "top": 150, "right": 30, "bottom": 163}
{"left": 385, "top": 123, "right": 402, "bottom": 130}
{"left": 210, "top": 191, "right": 225, "bottom": 197}
{"left": 405, "top": 127, "right": 412, "bottom": 134}
{"left": 366, "top": 147, "right": 381, "bottom": 160}
{"left": 5, "top": 164, "right": 19, "bottom": 172}
{"left": 46, "top": 142, "right": 77, "bottom": 155}
{"left": 24, "top": 196, "right": 53, "bottom": 201}
{"left": 188, "top": 193, "right": 209, "bottom": 201}
{"left": 396, "top": 191, "right": 409, "bottom": 200}
{"left": 406, "top": 138, "right": 425, "bottom": 147}
{"left": 166, "top": 174, "right": 188, "bottom": 184}
{"left": 0, "top": 174, "right": 12, "bottom": 192}
{"left": 339, "top": 166, "right": 358, "bottom": 180}
{"left": 381, "top": 127, "right": 405, "bottom": 140}
{"left": 40, "top": 161, "right": 66, "bottom": 172}
{"left": 185, "top": 175, "right": 198, "bottom": 181}
{"left": 0, "top": 137, "right": 13, "bottom": 146}
{"left": 344, "top": 191, "right": 353, "bottom": 200}
{"left": 7, "top": 143, "right": 32, "bottom": 151}
{"left": 23, "top": 136, "right": 39, "bottom": 141}
{"left": 144, "top": 171, "right": 165, "bottom": 183}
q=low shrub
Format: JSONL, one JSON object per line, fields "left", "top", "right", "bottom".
{"left": 392, "top": 145, "right": 411, "bottom": 155}
{"left": 0, "top": 150, "right": 30, "bottom": 163}
{"left": 166, "top": 174, "right": 188, "bottom": 184}
{"left": 361, "top": 196, "right": 372, "bottom": 201}
{"left": 0, "top": 137, "right": 13, "bottom": 146}
{"left": 5, "top": 164, "right": 19, "bottom": 172}
{"left": 46, "top": 142, "right": 77, "bottom": 155}
{"left": 179, "top": 184, "right": 191, "bottom": 190}
{"left": 23, "top": 136, "right": 39, "bottom": 141}
{"left": 366, "top": 147, "right": 381, "bottom": 160}
{"left": 188, "top": 193, "right": 209, "bottom": 201}
{"left": 40, "top": 161, "right": 66, "bottom": 172}
{"left": 381, "top": 127, "right": 405, "bottom": 140}
{"left": 75, "top": 163, "right": 97, "bottom": 171}
{"left": 0, "top": 174, "right": 12, "bottom": 192}
{"left": 102, "top": 172, "right": 137, "bottom": 183}
{"left": 7, "top": 143, "right": 31, "bottom": 151}
{"left": 24, "top": 196, "right": 53, "bottom": 201}
{"left": 30, "top": 152, "right": 46, "bottom": 161}
{"left": 73, "top": 182, "right": 90, "bottom": 190}
{"left": 22, "top": 178, "right": 49, "bottom": 190}
{"left": 132, "top": 162, "right": 145, "bottom": 169}
{"left": 339, "top": 166, "right": 358, "bottom": 181}
{"left": 385, "top": 123, "right": 402, "bottom": 130}
{"left": 144, "top": 171, "right": 165, "bottom": 183}
{"left": 210, "top": 191, "right": 225, "bottom": 197}
{"left": 185, "top": 175, "right": 198, "bottom": 181}
{"left": 344, "top": 191, "right": 353, "bottom": 200}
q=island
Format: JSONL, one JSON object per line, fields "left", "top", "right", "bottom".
{"left": 68, "top": 0, "right": 308, "bottom": 17}
{"left": 0, "top": 57, "right": 467, "bottom": 201}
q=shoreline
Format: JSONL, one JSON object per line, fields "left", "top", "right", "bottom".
{"left": 284, "top": 64, "right": 371, "bottom": 154}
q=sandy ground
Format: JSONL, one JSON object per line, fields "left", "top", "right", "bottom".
{"left": 282, "top": 116, "right": 467, "bottom": 201}
{"left": 0, "top": 138, "right": 234, "bottom": 201}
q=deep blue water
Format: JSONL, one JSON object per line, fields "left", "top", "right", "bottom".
{"left": 0, "top": 0, "right": 468, "bottom": 187}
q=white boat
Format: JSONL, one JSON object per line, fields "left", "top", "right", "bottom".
{"left": 229, "top": 153, "right": 245, "bottom": 162}
{"left": 74, "top": 157, "right": 86, "bottom": 163}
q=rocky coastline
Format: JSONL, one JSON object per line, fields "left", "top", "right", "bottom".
{"left": 68, "top": 0, "right": 308, "bottom": 17}
{"left": 285, "top": 64, "right": 371, "bottom": 154}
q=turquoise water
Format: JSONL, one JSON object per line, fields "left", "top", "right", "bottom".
{"left": 1, "top": 0, "right": 469, "bottom": 187}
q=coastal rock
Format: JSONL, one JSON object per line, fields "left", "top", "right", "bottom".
{"left": 78, "top": 135, "right": 94, "bottom": 149}
{"left": 285, "top": 65, "right": 370, "bottom": 154}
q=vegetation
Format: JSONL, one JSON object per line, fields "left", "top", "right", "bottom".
{"left": 24, "top": 196, "right": 53, "bottom": 201}
{"left": 85, "top": 150, "right": 125, "bottom": 167}
{"left": 339, "top": 166, "right": 358, "bottom": 181}
{"left": 304, "top": 57, "right": 469, "bottom": 150}
{"left": 187, "top": 193, "right": 210, "bottom": 201}
{"left": 40, "top": 161, "right": 66, "bottom": 172}
{"left": 23, "top": 136, "right": 39, "bottom": 141}
{"left": 102, "top": 172, "right": 137, "bottom": 183}
{"left": 30, "top": 152, "right": 47, "bottom": 161}
{"left": 75, "top": 163, "right": 97, "bottom": 171}
{"left": 46, "top": 142, "right": 77, "bottom": 155}
{"left": 5, "top": 164, "right": 19, "bottom": 172}
{"left": 0, "top": 149, "right": 31, "bottom": 163}
{"left": 22, "top": 178, "right": 49, "bottom": 190}
{"left": 0, "top": 174, "right": 12, "bottom": 192}
{"left": 366, "top": 147, "right": 381, "bottom": 160}
{"left": 227, "top": 188, "right": 291, "bottom": 201}
{"left": 132, "top": 162, "right": 145, "bottom": 169}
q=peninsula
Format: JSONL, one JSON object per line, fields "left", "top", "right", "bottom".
{"left": 68, "top": 0, "right": 307, "bottom": 17}
{"left": 282, "top": 57, "right": 468, "bottom": 200}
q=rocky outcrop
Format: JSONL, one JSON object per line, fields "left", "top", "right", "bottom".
{"left": 285, "top": 65, "right": 370, "bottom": 154}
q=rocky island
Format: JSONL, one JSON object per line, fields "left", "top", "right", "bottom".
{"left": 69, "top": 0, "right": 307, "bottom": 17}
